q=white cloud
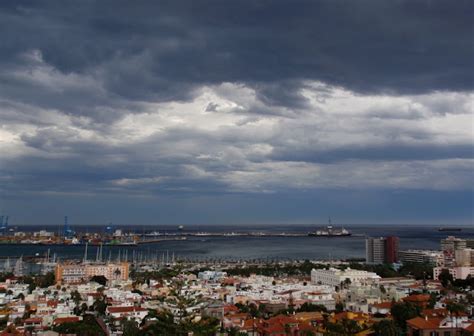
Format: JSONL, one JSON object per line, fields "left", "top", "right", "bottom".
{"left": 1, "top": 79, "right": 472, "bottom": 195}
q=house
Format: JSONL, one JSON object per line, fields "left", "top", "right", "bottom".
{"left": 370, "top": 301, "right": 393, "bottom": 315}
{"left": 24, "top": 317, "right": 43, "bottom": 330}
{"left": 407, "top": 316, "right": 472, "bottom": 336}
{"left": 106, "top": 306, "right": 148, "bottom": 322}
{"left": 403, "top": 294, "right": 431, "bottom": 309}
{"left": 257, "top": 315, "right": 300, "bottom": 336}
{"left": 52, "top": 316, "right": 82, "bottom": 326}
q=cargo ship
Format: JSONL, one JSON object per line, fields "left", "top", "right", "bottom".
{"left": 438, "top": 227, "right": 462, "bottom": 232}
{"left": 308, "top": 218, "right": 351, "bottom": 237}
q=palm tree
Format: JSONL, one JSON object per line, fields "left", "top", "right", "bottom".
{"left": 372, "top": 319, "right": 399, "bottom": 336}
{"left": 226, "top": 326, "right": 240, "bottom": 336}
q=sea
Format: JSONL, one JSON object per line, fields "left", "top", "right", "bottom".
{"left": 0, "top": 224, "right": 473, "bottom": 264}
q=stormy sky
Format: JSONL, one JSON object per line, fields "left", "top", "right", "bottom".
{"left": 0, "top": 1, "right": 473, "bottom": 225}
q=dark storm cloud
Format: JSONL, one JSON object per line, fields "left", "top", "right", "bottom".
{"left": 1, "top": 1, "right": 473, "bottom": 224}
{"left": 271, "top": 143, "right": 474, "bottom": 163}
{"left": 0, "top": 0, "right": 472, "bottom": 113}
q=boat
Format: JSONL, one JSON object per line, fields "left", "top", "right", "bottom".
{"left": 438, "top": 227, "right": 462, "bottom": 232}
{"left": 308, "top": 218, "right": 351, "bottom": 237}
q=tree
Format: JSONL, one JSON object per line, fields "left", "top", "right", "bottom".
{"left": 300, "top": 331, "right": 315, "bottom": 336}
{"left": 93, "top": 298, "right": 108, "bottom": 316}
{"left": 90, "top": 275, "right": 108, "bottom": 286}
{"left": 225, "top": 326, "right": 240, "bottom": 336}
{"left": 81, "top": 302, "right": 89, "bottom": 314}
{"left": 142, "top": 310, "right": 185, "bottom": 335}
{"left": 390, "top": 302, "right": 420, "bottom": 332}
{"left": 438, "top": 269, "right": 454, "bottom": 288}
{"left": 186, "top": 315, "right": 220, "bottom": 336}
{"left": 122, "top": 319, "right": 140, "bottom": 336}
{"left": 296, "top": 302, "right": 327, "bottom": 313}
{"left": 372, "top": 319, "right": 399, "bottom": 336}
{"left": 428, "top": 293, "right": 437, "bottom": 309}
{"left": 38, "top": 271, "right": 56, "bottom": 288}
{"left": 325, "top": 318, "right": 362, "bottom": 336}
{"left": 114, "top": 268, "right": 122, "bottom": 279}
{"left": 343, "top": 278, "right": 351, "bottom": 288}
{"left": 53, "top": 315, "right": 105, "bottom": 336}
{"left": 446, "top": 302, "right": 466, "bottom": 316}
{"left": 399, "top": 262, "right": 434, "bottom": 280}
{"left": 70, "top": 290, "right": 82, "bottom": 305}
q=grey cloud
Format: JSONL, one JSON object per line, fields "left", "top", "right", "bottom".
{"left": 271, "top": 143, "right": 474, "bottom": 164}
{"left": 0, "top": 1, "right": 473, "bottom": 224}
{"left": 0, "top": 0, "right": 472, "bottom": 116}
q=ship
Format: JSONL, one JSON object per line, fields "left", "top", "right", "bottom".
{"left": 308, "top": 218, "right": 351, "bottom": 237}
{"left": 438, "top": 227, "right": 462, "bottom": 232}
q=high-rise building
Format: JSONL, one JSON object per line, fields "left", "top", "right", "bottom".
{"left": 455, "top": 248, "right": 474, "bottom": 267}
{"left": 385, "top": 236, "right": 399, "bottom": 263}
{"left": 366, "top": 236, "right": 399, "bottom": 264}
{"left": 441, "top": 236, "right": 467, "bottom": 267}
{"left": 366, "top": 237, "right": 385, "bottom": 264}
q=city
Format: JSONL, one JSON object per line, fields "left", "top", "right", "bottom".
{"left": 1, "top": 1, "right": 473, "bottom": 335}
{"left": 0, "top": 233, "right": 472, "bottom": 335}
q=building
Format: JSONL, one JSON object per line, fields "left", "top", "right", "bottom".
{"left": 366, "top": 237, "right": 385, "bottom": 264}
{"left": 441, "top": 236, "right": 467, "bottom": 267}
{"left": 433, "top": 266, "right": 474, "bottom": 281}
{"left": 55, "top": 262, "right": 129, "bottom": 284}
{"left": 399, "top": 250, "right": 444, "bottom": 266}
{"left": 385, "top": 236, "right": 399, "bottom": 263}
{"left": 466, "top": 239, "right": 474, "bottom": 249}
{"left": 455, "top": 248, "right": 474, "bottom": 267}
{"left": 106, "top": 306, "right": 148, "bottom": 322}
{"left": 311, "top": 268, "right": 380, "bottom": 287}
{"left": 407, "top": 315, "right": 472, "bottom": 336}
{"left": 366, "top": 236, "right": 399, "bottom": 264}
{"left": 198, "top": 271, "right": 227, "bottom": 281}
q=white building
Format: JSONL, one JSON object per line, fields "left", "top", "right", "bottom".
{"left": 433, "top": 266, "right": 474, "bottom": 280}
{"left": 399, "top": 250, "right": 444, "bottom": 266}
{"left": 33, "top": 230, "right": 55, "bottom": 238}
{"left": 106, "top": 306, "right": 148, "bottom": 322}
{"left": 198, "top": 271, "right": 227, "bottom": 281}
{"left": 311, "top": 268, "right": 380, "bottom": 287}
{"left": 455, "top": 248, "right": 474, "bottom": 267}
{"left": 441, "top": 236, "right": 467, "bottom": 267}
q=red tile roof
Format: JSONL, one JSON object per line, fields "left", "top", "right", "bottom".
{"left": 463, "top": 322, "right": 474, "bottom": 332}
{"left": 224, "top": 304, "right": 240, "bottom": 314}
{"left": 372, "top": 301, "right": 393, "bottom": 309}
{"left": 24, "top": 318, "right": 42, "bottom": 324}
{"left": 403, "top": 294, "right": 430, "bottom": 303}
{"left": 53, "top": 316, "right": 80, "bottom": 325}
{"left": 108, "top": 306, "right": 147, "bottom": 313}
{"left": 407, "top": 316, "right": 442, "bottom": 330}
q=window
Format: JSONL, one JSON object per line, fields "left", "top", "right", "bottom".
{"left": 443, "top": 332, "right": 450, "bottom": 336}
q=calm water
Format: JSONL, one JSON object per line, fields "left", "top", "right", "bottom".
{"left": 0, "top": 224, "right": 473, "bottom": 262}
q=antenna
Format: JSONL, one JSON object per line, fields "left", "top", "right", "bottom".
{"left": 83, "top": 242, "right": 88, "bottom": 263}
{"left": 100, "top": 243, "right": 103, "bottom": 262}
